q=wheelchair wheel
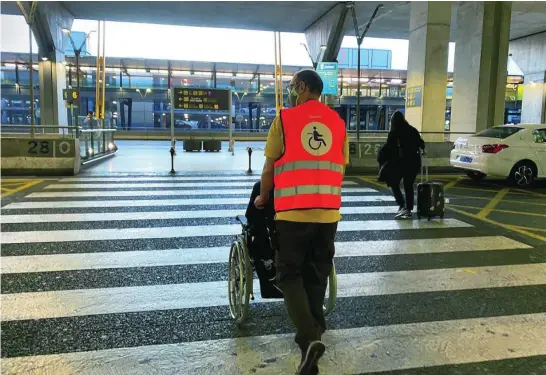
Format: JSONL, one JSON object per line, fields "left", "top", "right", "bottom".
{"left": 228, "top": 236, "right": 253, "bottom": 324}
{"left": 323, "top": 259, "right": 337, "bottom": 315}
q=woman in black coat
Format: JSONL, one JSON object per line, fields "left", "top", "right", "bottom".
{"left": 382, "top": 111, "right": 425, "bottom": 219}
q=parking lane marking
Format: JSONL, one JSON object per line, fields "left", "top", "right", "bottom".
{"left": 448, "top": 206, "right": 546, "bottom": 243}
{"left": 478, "top": 188, "right": 510, "bottom": 218}
{"left": 0, "top": 179, "right": 43, "bottom": 198}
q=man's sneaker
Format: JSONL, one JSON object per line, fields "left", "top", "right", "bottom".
{"left": 400, "top": 210, "right": 413, "bottom": 219}
{"left": 297, "top": 341, "right": 325, "bottom": 375}
{"left": 395, "top": 208, "right": 409, "bottom": 219}
{"left": 394, "top": 207, "right": 406, "bottom": 219}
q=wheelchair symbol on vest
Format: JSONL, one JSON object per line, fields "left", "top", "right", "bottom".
{"left": 307, "top": 127, "right": 327, "bottom": 150}
{"left": 301, "top": 122, "right": 332, "bottom": 156}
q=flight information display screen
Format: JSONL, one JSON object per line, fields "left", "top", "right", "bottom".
{"left": 174, "top": 88, "right": 230, "bottom": 111}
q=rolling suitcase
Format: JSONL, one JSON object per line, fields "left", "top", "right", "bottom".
{"left": 417, "top": 155, "right": 445, "bottom": 220}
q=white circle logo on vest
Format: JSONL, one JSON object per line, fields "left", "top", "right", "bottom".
{"left": 301, "top": 122, "right": 332, "bottom": 156}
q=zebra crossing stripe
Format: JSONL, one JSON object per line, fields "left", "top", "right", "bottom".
{"left": 2, "top": 264, "right": 545, "bottom": 320}
{"left": 0, "top": 206, "right": 402, "bottom": 224}
{"left": 1, "top": 195, "right": 394, "bottom": 210}
{"left": 0, "top": 236, "right": 530, "bottom": 274}
{"left": 26, "top": 187, "right": 377, "bottom": 198}
{"left": 44, "top": 181, "right": 359, "bottom": 189}
{"left": 60, "top": 176, "right": 267, "bottom": 182}
{"left": 1, "top": 219, "right": 472, "bottom": 244}
{"left": 2, "top": 313, "right": 544, "bottom": 374}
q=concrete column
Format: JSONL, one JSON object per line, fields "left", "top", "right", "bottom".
{"left": 509, "top": 32, "right": 546, "bottom": 124}
{"left": 29, "top": 2, "right": 73, "bottom": 127}
{"left": 39, "top": 50, "right": 68, "bottom": 126}
{"left": 451, "top": 1, "right": 512, "bottom": 134}
{"left": 404, "top": 2, "right": 451, "bottom": 136}
{"left": 520, "top": 72, "right": 546, "bottom": 124}
{"left": 305, "top": 3, "right": 350, "bottom": 63}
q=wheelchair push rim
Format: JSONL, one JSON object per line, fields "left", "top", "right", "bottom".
{"left": 228, "top": 238, "right": 252, "bottom": 324}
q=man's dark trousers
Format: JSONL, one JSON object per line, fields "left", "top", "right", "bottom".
{"left": 275, "top": 220, "right": 337, "bottom": 350}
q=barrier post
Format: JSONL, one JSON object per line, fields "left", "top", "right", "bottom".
{"left": 246, "top": 147, "right": 253, "bottom": 174}
{"left": 169, "top": 146, "right": 175, "bottom": 174}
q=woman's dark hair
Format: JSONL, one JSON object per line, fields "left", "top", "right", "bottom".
{"left": 295, "top": 69, "right": 323, "bottom": 96}
{"left": 390, "top": 111, "right": 409, "bottom": 133}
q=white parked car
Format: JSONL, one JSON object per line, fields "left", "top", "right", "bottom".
{"left": 450, "top": 124, "right": 546, "bottom": 187}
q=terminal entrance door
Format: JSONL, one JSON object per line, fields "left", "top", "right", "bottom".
{"left": 119, "top": 98, "right": 132, "bottom": 130}
{"left": 248, "top": 102, "right": 262, "bottom": 131}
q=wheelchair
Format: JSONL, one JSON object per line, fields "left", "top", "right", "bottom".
{"left": 228, "top": 215, "right": 337, "bottom": 324}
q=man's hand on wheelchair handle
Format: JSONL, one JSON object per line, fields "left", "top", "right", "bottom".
{"left": 254, "top": 195, "right": 268, "bottom": 210}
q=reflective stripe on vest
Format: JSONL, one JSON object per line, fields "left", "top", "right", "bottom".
{"left": 274, "top": 160, "right": 344, "bottom": 176}
{"left": 275, "top": 185, "right": 342, "bottom": 198}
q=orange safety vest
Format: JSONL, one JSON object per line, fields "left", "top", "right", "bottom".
{"left": 274, "top": 100, "right": 346, "bottom": 212}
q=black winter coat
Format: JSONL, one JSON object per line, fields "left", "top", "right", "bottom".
{"left": 377, "top": 123, "right": 425, "bottom": 182}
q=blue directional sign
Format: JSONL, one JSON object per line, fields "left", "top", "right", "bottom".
{"left": 317, "top": 62, "right": 339, "bottom": 96}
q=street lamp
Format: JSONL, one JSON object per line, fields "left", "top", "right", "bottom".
{"left": 62, "top": 28, "right": 96, "bottom": 111}
{"left": 300, "top": 43, "right": 326, "bottom": 70}
{"left": 136, "top": 88, "right": 152, "bottom": 99}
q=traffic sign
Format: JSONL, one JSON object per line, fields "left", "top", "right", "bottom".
{"left": 174, "top": 88, "right": 230, "bottom": 111}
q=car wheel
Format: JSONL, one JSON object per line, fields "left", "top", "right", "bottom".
{"left": 466, "top": 171, "right": 486, "bottom": 181}
{"left": 510, "top": 161, "right": 536, "bottom": 187}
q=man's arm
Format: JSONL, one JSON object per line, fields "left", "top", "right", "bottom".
{"left": 260, "top": 157, "right": 275, "bottom": 199}
{"left": 343, "top": 133, "right": 350, "bottom": 175}
{"left": 255, "top": 116, "right": 283, "bottom": 208}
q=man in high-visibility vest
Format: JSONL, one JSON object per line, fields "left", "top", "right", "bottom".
{"left": 255, "top": 69, "right": 349, "bottom": 375}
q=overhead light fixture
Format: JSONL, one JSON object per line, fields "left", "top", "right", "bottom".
{"left": 320, "top": 45, "right": 327, "bottom": 50}
{"left": 174, "top": 70, "right": 192, "bottom": 77}
{"left": 41, "top": 57, "right": 48, "bottom": 61}
{"left": 61, "top": 28, "right": 71, "bottom": 34}
{"left": 390, "top": 79, "right": 402, "bottom": 85}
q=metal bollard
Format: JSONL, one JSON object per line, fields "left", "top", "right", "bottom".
{"left": 169, "top": 146, "right": 175, "bottom": 174}
{"left": 246, "top": 147, "right": 253, "bottom": 174}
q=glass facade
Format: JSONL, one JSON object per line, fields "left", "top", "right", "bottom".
{"left": 0, "top": 48, "right": 525, "bottom": 131}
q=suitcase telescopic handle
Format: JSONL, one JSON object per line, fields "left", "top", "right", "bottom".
{"left": 421, "top": 149, "right": 428, "bottom": 183}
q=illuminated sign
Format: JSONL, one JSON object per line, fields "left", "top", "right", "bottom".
{"left": 174, "top": 88, "right": 230, "bottom": 111}
{"left": 317, "top": 62, "right": 339, "bottom": 96}
{"left": 63, "top": 89, "right": 80, "bottom": 105}
{"left": 406, "top": 86, "right": 422, "bottom": 108}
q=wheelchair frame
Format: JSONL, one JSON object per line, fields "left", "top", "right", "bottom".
{"left": 228, "top": 215, "right": 337, "bottom": 324}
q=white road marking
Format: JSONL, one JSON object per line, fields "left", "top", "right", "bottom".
{"left": 3, "top": 314, "right": 545, "bottom": 374}
{"left": 2, "top": 264, "right": 544, "bottom": 320}
{"left": 1, "top": 219, "right": 472, "bottom": 244}
{"left": 1, "top": 236, "right": 530, "bottom": 274}
{"left": 0, "top": 205, "right": 399, "bottom": 224}
{"left": 44, "top": 181, "right": 358, "bottom": 189}
{"left": 26, "top": 187, "right": 377, "bottom": 198}
{"left": 2, "top": 195, "right": 394, "bottom": 210}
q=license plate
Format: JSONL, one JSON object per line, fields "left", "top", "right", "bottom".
{"left": 458, "top": 156, "right": 473, "bottom": 163}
